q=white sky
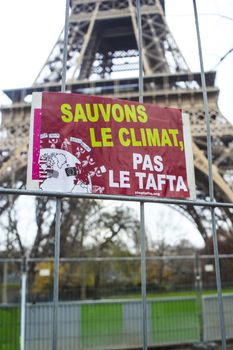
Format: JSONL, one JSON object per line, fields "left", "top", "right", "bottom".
{"left": 0, "top": 0, "right": 232, "bottom": 249}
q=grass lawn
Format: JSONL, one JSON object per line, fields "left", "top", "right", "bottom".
{"left": 0, "top": 307, "right": 19, "bottom": 350}
{"left": 80, "top": 303, "right": 123, "bottom": 348}
{"left": 111, "top": 287, "right": 233, "bottom": 300}
{"left": 151, "top": 298, "right": 200, "bottom": 345}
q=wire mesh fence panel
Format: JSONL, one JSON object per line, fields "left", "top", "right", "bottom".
{"left": 24, "top": 256, "right": 201, "bottom": 349}
{"left": 27, "top": 259, "right": 142, "bottom": 303}
{"left": 27, "top": 260, "right": 55, "bottom": 303}
{"left": 0, "top": 261, "right": 21, "bottom": 304}
{"left": 26, "top": 256, "right": 202, "bottom": 304}
{"left": 147, "top": 256, "right": 196, "bottom": 294}
{"left": 201, "top": 256, "right": 233, "bottom": 292}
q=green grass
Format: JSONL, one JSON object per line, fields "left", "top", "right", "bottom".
{"left": 80, "top": 303, "right": 123, "bottom": 348}
{"left": 151, "top": 299, "right": 200, "bottom": 345}
{"left": 110, "top": 287, "right": 233, "bottom": 300}
{"left": 0, "top": 307, "right": 20, "bottom": 350}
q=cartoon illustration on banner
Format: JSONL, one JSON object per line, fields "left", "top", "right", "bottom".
{"left": 27, "top": 92, "right": 195, "bottom": 199}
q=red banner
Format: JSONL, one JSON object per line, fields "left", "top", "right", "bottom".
{"left": 27, "top": 92, "right": 195, "bottom": 199}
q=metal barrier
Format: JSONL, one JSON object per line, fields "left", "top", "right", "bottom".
{"left": 203, "top": 294, "right": 233, "bottom": 342}
{"left": 24, "top": 297, "right": 200, "bottom": 350}
{"left": 1, "top": 255, "right": 233, "bottom": 349}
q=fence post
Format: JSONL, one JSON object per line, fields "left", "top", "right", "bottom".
{"left": 192, "top": 1, "right": 227, "bottom": 349}
{"left": 136, "top": 1, "right": 148, "bottom": 349}
{"left": 52, "top": 0, "right": 69, "bottom": 349}
{"left": 140, "top": 202, "right": 148, "bottom": 350}
{"left": 195, "top": 253, "right": 203, "bottom": 342}
{"left": 52, "top": 198, "right": 62, "bottom": 350}
{"left": 20, "top": 256, "right": 27, "bottom": 350}
{"left": 2, "top": 261, "right": 8, "bottom": 304}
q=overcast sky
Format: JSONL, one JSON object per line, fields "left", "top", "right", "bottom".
{"left": 0, "top": 0, "right": 232, "bottom": 248}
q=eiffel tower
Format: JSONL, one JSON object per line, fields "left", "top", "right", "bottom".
{"left": 1, "top": 0, "right": 233, "bottom": 241}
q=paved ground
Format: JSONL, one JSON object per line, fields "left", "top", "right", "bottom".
{"left": 144, "top": 342, "right": 233, "bottom": 350}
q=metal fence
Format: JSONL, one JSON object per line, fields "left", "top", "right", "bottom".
{"left": 203, "top": 294, "right": 233, "bottom": 342}
{"left": 1, "top": 255, "right": 233, "bottom": 349}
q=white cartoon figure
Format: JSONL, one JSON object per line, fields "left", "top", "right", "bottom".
{"left": 39, "top": 148, "right": 92, "bottom": 193}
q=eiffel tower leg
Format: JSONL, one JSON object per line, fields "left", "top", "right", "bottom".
{"left": 72, "top": 1, "right": 100, "bottom": 80}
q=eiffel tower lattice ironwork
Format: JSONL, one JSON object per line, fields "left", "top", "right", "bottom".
{"left": 1, "top": 0, "right": 233, "bottom": 241}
